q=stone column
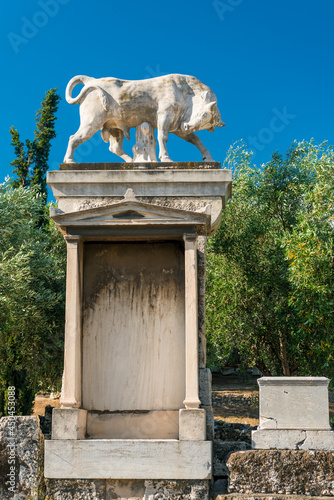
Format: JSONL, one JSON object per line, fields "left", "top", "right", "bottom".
{"left": 183, "top": 234, "right": 201, "bottom": 409}
{"left": 60, "top": 235, "right": 83, "bottom": 408}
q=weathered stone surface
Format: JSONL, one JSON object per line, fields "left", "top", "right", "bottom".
{"left": 214, "top": 495, "right": 334, "bottom": 500}
{"left": 258, "top": 377, "right": 330, "bottom": 430}
{"left": 47, "top": 167, "right": 232, "bottom": 235}
{"left": 179, "top": 409, "right": 206, "bottom": 441}
{"left": 87, "top": 410, "right": 179, "bottom": 439}
{"left": 213, "top": 441, "right": 251, "bottom": 476}
{"left": 199, "top": 369, "right": 212, "bottom": 406}
{"left": 59, "top": 161, "right": 221, "bottom": 170}
{"left": 45, "top": 478, "right": 210, "bottom": 499}
{"left": 45, "top": 439, "right": 212, "bottom": 479}
{"left": 252, "top": 428, "right": 334, "bottom": 450}
{"left": 132, "top": 122, "right": 158, "bottom": 162}
{"left": 144, "top": 479, "right": 210, "bottom": 499}
{"left": 63, "top": 74, "right": 224, "bottom": 163}
{"left": 82, "top": 241, "right": 186, "bottom": 413}
{"left": 45, "top": 479, "right": 107, "bottom": 499}
{"left": 52, "top": 408, "right": 87, "bottom": 439}
{"left": 197, "top": 237, "right": 208, "bottom": 369}
{"left": 0, "top": 416, "right": 44, "bottom": 499}
{"left": 227, "top": 450, "right": 334, "bottom": 496}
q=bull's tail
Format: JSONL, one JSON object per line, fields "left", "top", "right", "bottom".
{"left": 65, "top": 75, "right": 95, "bottom": 105}
{"left": 65, "top": 75, "right": 110, "bottom": 111}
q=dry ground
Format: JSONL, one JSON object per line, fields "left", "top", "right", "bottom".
{"left": 33, "top": 393, "right": 60, "bottom": 416}
{"left": 212, "top": 373, "right": 260, "bottom": 426}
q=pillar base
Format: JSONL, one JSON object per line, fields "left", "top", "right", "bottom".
{"left": 179, "top": 408, "right": 206, "bottom": 441}
{"left": 51, "top": 408, "right": 87, "bottom": 440}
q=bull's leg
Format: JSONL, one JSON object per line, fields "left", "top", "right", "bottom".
{"left": 157, "top": 113, "right": 173, "bottom": 162}
{"left": 64, "top": 122, "right": 100, "bottom": 163}
{"left": 108, "top": 128, "right": 133, "bottom": 162}
{"left": 174, "top": 131, "right": 214, "bottom": 162}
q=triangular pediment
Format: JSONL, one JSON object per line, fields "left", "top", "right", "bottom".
{"left": 50, "top": 199, "right": 210, "bottom": 233}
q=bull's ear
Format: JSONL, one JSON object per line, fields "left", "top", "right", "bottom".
{"left": 201, "top": 90, "right": 211, "bottom": 103}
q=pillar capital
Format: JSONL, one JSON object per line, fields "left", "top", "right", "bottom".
{"left": 64, "top": 234, "right": 82, "bottom": 244}
{"left": 183, "top": 233, "right": 197, "bottom": 246}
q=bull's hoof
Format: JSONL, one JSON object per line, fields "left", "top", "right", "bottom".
{"left": 160, "top": 156, "right": 173, "bottom": 162}
{"left": 203, "top": 154, "right": 214, "bottom": 162}
{"left": 63, "top": 158, "right": 76, "bottom": 164}
{"left": 122, "top": 155, "right": 133, "bottom": 162}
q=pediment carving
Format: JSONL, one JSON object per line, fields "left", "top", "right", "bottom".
{"left": 50, "top": 199, "right": 210, "bottom": 235}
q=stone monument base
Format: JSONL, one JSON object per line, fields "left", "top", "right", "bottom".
{"left": 44, "top": 439, "right": 212, "bottom": 480}
{"left": 252, "top": 429, "right": 334, "bottom": 450}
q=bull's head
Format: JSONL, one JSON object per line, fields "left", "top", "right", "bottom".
{"left": 181, "top": 91, "right": 225, "bottom": 134}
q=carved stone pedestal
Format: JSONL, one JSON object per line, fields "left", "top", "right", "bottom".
{"left": 252, "top": 377, "right": 334, "bottom": 450}
{"left": 45, "top": 162, "right": 232, "bottom": 485}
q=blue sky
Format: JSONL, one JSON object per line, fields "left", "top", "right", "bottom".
{"left": 1, "top": 0, "right": 333, "bottom": 197}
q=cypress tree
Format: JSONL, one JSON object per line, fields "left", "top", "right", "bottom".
{"left": 10, "top": 88, "right": 61, "bottom": 201}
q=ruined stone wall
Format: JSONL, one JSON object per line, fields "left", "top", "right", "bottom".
{"left": 3, "top": 416, "right": 334, "bottom": 499}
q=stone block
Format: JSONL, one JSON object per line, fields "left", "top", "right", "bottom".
{"left": 179, "top": 409, "right": 206, "bottom": 441}
{"left": 144, "top": 479, "right": 210, "bottom": 499}
{"left": 87, "top": 410, "right": 179, "bottom": 439}
{"left": 213, "top": 441, "right": 250, "bottom": 476}
{"left": 45, "top": 479, "right": 107, "bottom": 499}
{"left": 227, "top": 449, "right": 334, "bottom": 496}
{"left": 51, "top": 408, "right": 87, "bottom": 440}
{"left": 45, "top": 439, "right": 212, "bottom": 480}
{"left": 252, "top": 428, "right": 334, "bottom": 450}
{"left": 0, "top": 416, "right": 44, "bottom": 499}
{"left": 44, "top": 478, "right": 210, "bottom": 499}
{"left": 199, "top": 368, "right": 212, "bottom": 406}
{"left": 258, "top": 377, "right": 330, "bottom": 430}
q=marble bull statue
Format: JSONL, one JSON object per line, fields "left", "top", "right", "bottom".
{"left": 63, "top": 74, "right": 225, "bottom": 163}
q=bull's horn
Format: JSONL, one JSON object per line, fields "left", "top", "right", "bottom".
{"left": 219, "top": 120, "right": 226, "bottom": 127}
{"left": 201, "top": 90, "right": 211, "bottom": 103}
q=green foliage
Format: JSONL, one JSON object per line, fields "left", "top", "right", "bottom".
{"left": 0, "top": 182, "right": 66, "bottom": 416}
{"left": 10, "top": 89, "right": 61, "bottom": 201}
{"left": 206, "top": 140, "right": 334, "bottom": 379}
